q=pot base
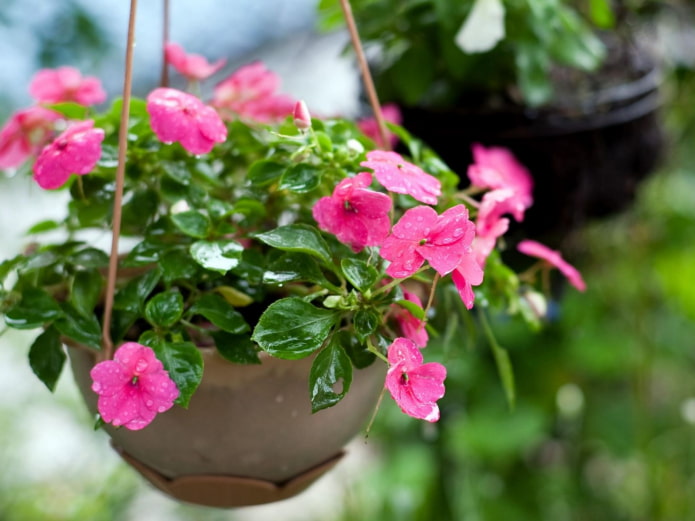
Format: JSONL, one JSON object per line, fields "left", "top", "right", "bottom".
{"left": 114, "top": 442, "right": 345, "bottom": 507}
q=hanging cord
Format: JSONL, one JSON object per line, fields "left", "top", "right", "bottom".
{"left": 338, "top": 0, "right": 391, "bottom": 151}
{"left": 100, "top": 0, "right": 139, "bottom": 362}
{"left": 160, "top": 0, "right": 170, "bottom": 87}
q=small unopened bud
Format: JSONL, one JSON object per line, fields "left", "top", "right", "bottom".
{"left": 293, "top": 100, "right": 311, "bottom": 131}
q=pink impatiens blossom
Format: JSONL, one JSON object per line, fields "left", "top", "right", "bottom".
{"left": 517, "top": 240, "right": 587, "bottom": 292}
{"left": 392, "top": 290, "right": 428, "bottom": 347}
{"left": 165, "top": 42, "right": 226, "bottom": 81}
{"left": 468, "top": 143, "right": 533, "bottom": 221}
{"left": 29, "top": 66, "right": 106, "bottom": 106}
{"left": 90, "top": 342, "right": 179, "bottom": 431}
{"left": 32, "top": 120, "right": 104, "bottom": 190}
{"left": 312, "top": 172, "right": 392, "bottom": 252}
{"left": 452, "top": 252, "right": 485, "bottom": 309}
{"left": 357, "top": 103, "right": 402, "bottom": 149}
{"left": 385, "top": 337, "right": 446, "bottom": 422}
{"left": 361, "top": 150, "right": 441, "bottom": 205}
{"left": 0, "top": 106, "right": 61, "bottom": 169}
{"left": 380, "top": 204, "right": 475, "bottom": 278}
{"left": 212, "top": 62, "right": 295, "bottom": 122}
{"left": 146, "top": 87, "right": 227, "bottom": 155}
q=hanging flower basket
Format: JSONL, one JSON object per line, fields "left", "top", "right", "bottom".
{"left": 0, "top": 0, "right": 589, "bottom": 508}
{"left": 68, "top": 343, "right": 385, "bottom": 507}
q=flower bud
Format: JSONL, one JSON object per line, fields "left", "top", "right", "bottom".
{"left": 293, "top": 100, "right": 311, "bottom": 131}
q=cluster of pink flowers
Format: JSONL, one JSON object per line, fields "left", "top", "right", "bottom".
{"left": 2, "top": 44, "right": 587, "bottom": 429}
{"left": 313, "top": 141, "right": 586, "bottom": 421}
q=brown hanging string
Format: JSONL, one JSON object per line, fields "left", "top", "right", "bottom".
{"left": 160, "top": 0, "right": 170, "bottom": 87}
{"left": 100, "top": 0, "right": 139, "bottom": 362}
{"left": 338, "top": 0, "right": 391, "bottom": 151}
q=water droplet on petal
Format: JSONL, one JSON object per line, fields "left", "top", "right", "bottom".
{"left": 158, "top": 406, "right": 166, "bottom": 413}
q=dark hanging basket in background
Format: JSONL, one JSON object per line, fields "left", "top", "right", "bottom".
{"left": 400, "top": 38, "right": 665, "bottom": 244}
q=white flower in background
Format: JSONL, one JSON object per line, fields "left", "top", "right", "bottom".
{"left": 454, "top": 0, "right": 506, "bottom": 54}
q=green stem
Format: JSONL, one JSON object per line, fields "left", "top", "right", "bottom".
{"left": 479, "top": 307, "right": 516, "bottom": 409}
{"left": 366, "top": 338, "right": 388, "bottom": 363}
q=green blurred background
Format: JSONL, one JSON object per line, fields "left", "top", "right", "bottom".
{"left": 1, "top": 1, "right": 694, "bottom": 520}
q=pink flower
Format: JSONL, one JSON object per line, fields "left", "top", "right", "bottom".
{"left": 361, "top": 150, "right": 441, "bottom": 205}
{"left": 452, "top": 252, "right": 484, "bottom": 309}
{"left": 32, "top": 120, "right": 104, "bottom": 190}
{"left": 468, "top": 143, "right": 533, "bottom": 220}
{"left": 357, "top": 103, "right": 402, "bottom": 149}
{"left": 212, "top": 62, "right": 295, "bottom": 122}
{"left": 385, "top": 337, "right": 446, "bottom": 422}
{"left": 165, "top": 42, "right": 226, "bottom": 81}
{"left": 29, "top": 66, "right": 106, "bottom": 106}
{"left": 312, "top": 172, "right": 392, "bottom": 252}
{"left": 90, "top": 342, "right": 179, "bottom": 431}
{"left": 392, "top": 290, "right": 428, "bottom": 347}
{"left": 146, "top": 87, "right": 227, "bottom": 155}
{"left": 517, "top": 240, "right": 587, "bottom": 292}
{"left": 0, "top": 106, "right": 61, "bottom": 169}
{"left": 380, "top": 204, "right": 475, "bottom": 278}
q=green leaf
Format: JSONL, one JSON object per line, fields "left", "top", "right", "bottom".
{"left": 252, "top": 297, "right": 339, "bottom": 359}
{"left": 211, "top": 331, "right": 261, "bottom": 364}
{"left": 353, "top": 307, "right": 381, "bottom": 342}
{"left": 26, "top": 219, "right": 61, "bottom": 235}
{"left": 47, "top": 101, "right": 88, "bottom": 119}
{"left": 515, "top": 42, "right": 553, "bottom": 107}
{"left": 69, "top": 248, "right": 110, "bottom": 268}
{"left": 254, "top": 224, "right": 332, "bottom": 264}
{"left": 389, "top": 44, "right": 436, "bottom": 105}
{"left": 279, "top": 164, "right": 323, "bottom": 193}
{"left": 190, "top": 240, "right": 244, "bottom": 274}
{"left": 160, "top": 249, "right": 200, "bottom": 283}
{"left": 247, "top": 160, "right": 286, "bottom": 187}
{"left": 589, "top": 0, "right": 615, "bottom": 28}
{"left": 309, "top": 338, "right": 353, "bottom": 412}
{"left": 122, "top": 240, "right": 164, "bottom": 266}
{"left": 54, "top": 303, "right": 102, "bottom": 350}
{"left": 394, "top": 298, "right": 425, "bottom": 320}
{"left": 5, "top": 288, "right": 63, "bottom": 329}
{"left": 315, "top": 131, "right": 333, "bottom": 153}
{"left": 341, "top": 258, "right": 378, "bottom": 291}
{"left": 189, "top": 293, "right": 250, "bottom": 334}
{"left": 171, "top": 210, "right": 211, "bottom": 239}
{"left": 338, "top": 330, "right": 376, "bottom": 369}
{"left": 28, "top": 326, "right": 65, "bottom": 392}
{"left": 71, "top": 270, "right": 103, "bottom": 318}
{"left": 145, "top": 337, "right": 204, "bottom": 408}
{"left": 145, "top": 290, "right": 184, "bottom": 328}
{"left": 263, "top": 252, "right": 328, "bottom": 285}
{"left": 0, "top": 254, "right": 27, "bottom": 283}
{"left": 113, "top": 267, "right": 162, "bottom": 313}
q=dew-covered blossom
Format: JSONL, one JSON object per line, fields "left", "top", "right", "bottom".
{"left": 312, "top": 172, "right": 392, "bottom": 252}
{"left": 29, "top": 66, "right": 106, "bottom": 106}
{"left": 212, "top": 62, "right": 295, "bottom": 122}
{"left": 517, "top": 240, "right": 587, "bottom": 292}
{"left": 361, "top": 150, "right": 441, "bottom": 205}
{"left": 165, "top": 42, "right": 226, "bottom": 81}
{"left": 90, "top": 342, "right": 179, "bottom": 431}
{"left": 392, "top": 290, "right": 428, "bottom": 347}
{"left": 468, "top": 143, "right": 533, "bottom": 221}
{"left": 32, "top": 120, "right": 104, "bottom": 190}
{"left": 380, "top": 204, "right": 475, "bottom": 278}
{"left": 0, "top": 106, "right": 61, "bottom": 169}
{"left": 452, "top": 252, "right": 485, "bottom": 309}
{"left": 357, "top": 103, "right": 402, "bottom": 149}
{"left": 293, "top": 100, "right": 312, "bottom": 130}
{"left": 147, "top": 87, "right": 227, "bottom": 155}
{"left": 385, "top": 337, "right": 446, "bottom": 422}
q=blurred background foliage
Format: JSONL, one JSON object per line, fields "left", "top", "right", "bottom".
{"left": 1, "top": 1, "right": 695, "bottom": 520}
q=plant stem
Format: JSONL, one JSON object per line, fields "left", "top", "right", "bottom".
{"left": 478, "top": 307, "right": 516, "bottom": 408}
{"left": 101, "top": 0, "right": 138, "bottom": 361}
{"left": 338, "top": 0, "right": 390, "bottom": 151}
{"left": 160, "top": 0, "right": 169, "bottom": 87}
